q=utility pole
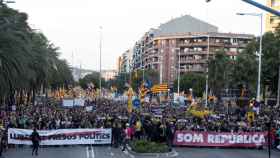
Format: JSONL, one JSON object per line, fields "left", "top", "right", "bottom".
{"left": 177, "top": 48, "right": 181, "bottom": 95}
{"left": 257, "top": 14, "right": 263, "bottom": 102}
{"left": 160, "top": 52, "right": 163, "bottom": 84}
{"left": 141, "top": 48, "right": 145, "bottom": 83}
{"left": 236, "top": 13, "right": 263, "bottom": 102}
{"left": 99, "top": 26, "right": 102, "bottom": 97}
{"left": 205, "top": 35, "right": 210, "bottom": 108}
{"left": 277, "top": 65, "right": 280, "bottom": 106}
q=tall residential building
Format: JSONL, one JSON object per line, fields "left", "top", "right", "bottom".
{"left": 117, "top": 56, "right": 122, "bottom": 73}
{"left": 266, "top": 0, "right": 280, "bottom": 32}
{"left": 119, "top": 49, "right": 133, "bottom": 73}
{"left": 131, "top": 15, "right": 254, "bottom": 86}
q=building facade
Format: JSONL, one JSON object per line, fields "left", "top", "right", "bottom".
{"left": 154, "top": 32, "right": 253, "bottom": 85}
{"left": 131, "top": 15, "right": 254, "bottom": 87}
{"left": 119, "top": 49, "right": 133, "bottom": 73}
{"left": 101, "top": 70, "right": 117, "bottom": 81}
{"left": 266, "top": 0, "right": 280, "bottom": 32}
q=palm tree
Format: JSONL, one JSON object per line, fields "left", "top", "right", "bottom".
{"left": 0, "top": 6, "right": 73, "bottom": 105}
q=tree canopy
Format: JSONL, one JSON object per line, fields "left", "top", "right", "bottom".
{"left": 0, "top": 5, "right": 73, "bottom": 105}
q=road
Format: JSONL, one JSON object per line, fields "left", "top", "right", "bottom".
{"left": 4, "top": 146, "right": 280, "bottom": 158}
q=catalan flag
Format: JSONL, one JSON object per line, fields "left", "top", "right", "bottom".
{"left": 151, "top": 84, "right": 168, "bottom": 93}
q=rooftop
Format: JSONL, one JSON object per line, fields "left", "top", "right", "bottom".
{"left": 152, "top": 15, "right": 218, "bottom": 37}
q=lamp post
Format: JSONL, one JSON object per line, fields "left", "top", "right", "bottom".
{"left": 160, "top": 50, "right": 163, "bottom": 84}
{"left": 237, "top": 13, "right": 263, "bottom": 102}
{"left": 141, "top": 46, "right": 145, "bottom": 83}
{"left": 177, "top": 48, "right": 181, "bottom": 95}
{"left": 277, "top": 65, "right": 280, "bottom": 106}
{"left": 99, "top": 26, "right": 102, "bottom": 97}
{"left": 205, "top": 35, "right": 210, "bottom": 108}
{"left": 206, "top": 0, "right": 280, "bottom": 17}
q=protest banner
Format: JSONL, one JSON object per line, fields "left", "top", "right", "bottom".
{"left": 8, "top": 128, "right": 111, "bottom": 145}
{"left": 173, "top": 131, "right": 267, "bottom": 147}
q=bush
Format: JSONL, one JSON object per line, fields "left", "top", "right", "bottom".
{"left": 131, "top": 140, "right": 169, "bottom": 153}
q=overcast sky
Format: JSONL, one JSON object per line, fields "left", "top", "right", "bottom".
{"left": 11, "top": 0, "right": 267, "bottom": 71}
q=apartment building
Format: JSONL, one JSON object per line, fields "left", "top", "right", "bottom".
{"left": 157, "top": 32, "right": 253, "bottom": 85}
{"left": 266, "top": 0, "right": 280, "bottom": 32}
{"left": 119, "top": 49, "right": 133, "bottom": 73}
{"left": 131, "top": 15, "right": 254, "bottom": 86}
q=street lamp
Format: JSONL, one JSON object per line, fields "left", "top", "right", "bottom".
{"left": 206, "top": 0, "right": 280, "bottom": 17}
{"left": 99, "top": 26, "right": 103, "bottom": 97}
{"left": 176, "top": 48, "right": 181, "bottom": 95}
{"left": 159, "top": 49, "right": 163, "bottom": 84}
{"left": 237, "top": 12, "right": 263, "bottom": 102}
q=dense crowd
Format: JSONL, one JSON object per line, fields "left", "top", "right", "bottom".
{"left": 0, "top": 98, "right": 280, "bottom": 150}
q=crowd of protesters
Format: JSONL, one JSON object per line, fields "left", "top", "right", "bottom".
{"left": 0, "top": 97, "right": 279, "bottom": 152}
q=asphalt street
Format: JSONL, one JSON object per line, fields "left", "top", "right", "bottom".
{"left": 4, "top": 146, "right": 280, "bottom": 158}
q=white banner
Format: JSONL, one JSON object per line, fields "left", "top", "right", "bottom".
{"left": 62, "top": 98, "right": 85, "bottom": 107}
{"left": 8, "top": 128, "right": 112, "bottom": 145}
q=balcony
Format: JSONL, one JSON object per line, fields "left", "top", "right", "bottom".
{"left": 224, "top": 43, "right": 248, "bottom": 48}
{"left": 180, "top": 67, "right": 205, "bottom": 73}
{"left": 179, "top": 50, "right": 215, "bottom": 55}
{"left": 180, "top": 59, "right": 207, "bottom": 64}
{"left": 178, "top": 41, "right": 224, "bottom": 47}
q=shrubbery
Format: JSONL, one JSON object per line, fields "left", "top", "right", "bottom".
{"left": 131, "top": 140, "right": 169, "bottom": 153}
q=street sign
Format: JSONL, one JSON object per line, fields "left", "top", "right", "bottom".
{"left": 132, "top": 98, "right": 141, "bottom": 109}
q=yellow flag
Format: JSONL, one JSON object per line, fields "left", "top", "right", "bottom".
{"left": 127, "top": 87, "right": 133, "bottom": 113}
{"left": 128, "top": 98, "right": 133, "bottom": 113}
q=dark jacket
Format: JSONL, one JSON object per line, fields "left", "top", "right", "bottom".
{"left": 31, "top": 131, "right": 40, "bottom": 144}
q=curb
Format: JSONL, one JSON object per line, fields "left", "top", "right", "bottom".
{"left": 126, "top": 146, "right": 178, "bottom": 157}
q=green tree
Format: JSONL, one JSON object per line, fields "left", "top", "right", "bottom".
{"left": 131, "top": 69, "right": 159, "bottom": 91}
{"left": 261, "top": 32, "right": 280, "bottom": 96}
{"left": 232, "top": 40, "right": 258, "bottom": 96}
{"left": 208, "top": 50, "right": 233, "bottom": 98}
{"left": 79, "top": 72, "right": 105, "bottom": 89}
{"left": 0, "top": 5, "right": 73, "bottom": 105}
{"left": 106, "top": 72, "right": 129, "bottom": 93}
{"left": 173, "top": 73, "right": 206, "bottom": 97}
